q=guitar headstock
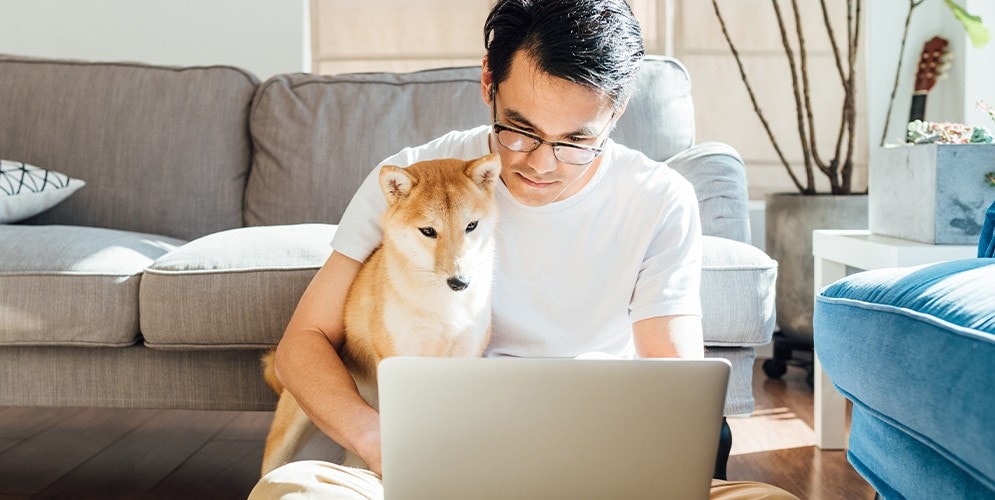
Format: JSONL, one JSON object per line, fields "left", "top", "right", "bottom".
{"left": 914, "top": 36, "right": 950, "bottom": 95}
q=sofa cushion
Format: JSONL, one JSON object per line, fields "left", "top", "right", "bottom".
{"left": 701, "top": 236, "right": 777, "bottom": 346}
{"left": 0, "top": 56, "right": 258, "bottom": 240}
{"left": 0, "top": 225, "right": 184, "bottom": 347}
{"left": 140, "top": 224, "right": 337, "bottom": 349}
{"left": 245, "top": 56, "right": 694, "bottom": 226}
{"left": 814, "top": 259, "right": 995, "bottom": 495}
{"left": 0, "top": 159, "right": 85, "bottom": 223}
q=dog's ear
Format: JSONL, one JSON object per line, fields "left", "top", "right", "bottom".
{"left": 466, "top": 154, "right": 500, "bottom": 193}
{"left": 379, "top": 165, "right": 417, "bottom": 205}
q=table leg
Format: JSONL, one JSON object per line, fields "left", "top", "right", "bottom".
{"left": 814, "top": 256, "right": 848, "bottom": 450}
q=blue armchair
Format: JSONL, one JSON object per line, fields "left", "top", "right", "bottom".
{"left": 813, "top": 201, "right": 995, "bottom": 499}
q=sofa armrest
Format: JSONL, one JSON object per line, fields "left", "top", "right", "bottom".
{"left": 666, "top": 142, "right": 750, "bottom": 244}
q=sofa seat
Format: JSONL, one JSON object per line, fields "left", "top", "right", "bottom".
{"left": 814, "top": 259, "right": 995, "bottom": 499}
{"left": 0, "top": 225, "right": 183, "bottom": 347}
{"left": 140, "top": 224, "right": 337, "bottom": 349}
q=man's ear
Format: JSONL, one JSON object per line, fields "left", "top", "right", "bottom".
{"left": 481, "top": 56, "right": 494, "bottom": 106}
{"left": 379, "top": 165, "right": 416, "bottom": 205}
{"left": 466, "top": 154, "right": 501, "bottom": 193}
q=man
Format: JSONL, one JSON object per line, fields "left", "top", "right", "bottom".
{"left": 252, "top": 1, "right": 797, "bottom": 498}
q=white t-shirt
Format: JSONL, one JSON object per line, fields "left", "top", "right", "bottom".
{"left": 332, "top": 125, "right": 702, "bottom": 358}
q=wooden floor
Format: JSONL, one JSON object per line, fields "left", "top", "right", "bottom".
{"left": 0, "top": 359, "right": 873, "bottom": 499}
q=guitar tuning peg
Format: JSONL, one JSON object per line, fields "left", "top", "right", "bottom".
{"left": 937, "top": 72, "right": 950, "bottom": 81}
{"left": 938, "top": 61, "right": 952, "bottom": 73}
{"left": 941, "top": 51, "right": 955, "bottom": 62}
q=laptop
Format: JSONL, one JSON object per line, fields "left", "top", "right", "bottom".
{"left": 378, "top": 357, "right": 730, "bottom": 500}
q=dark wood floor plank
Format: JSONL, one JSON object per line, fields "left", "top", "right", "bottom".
{"left": 34, "top": 410, "right": 239, "bottom": 499}
{"left": 0, "top": 407, "right": 80, "bottom": 438}
{"left": 0, "top": 494, "right": 31, "bottom": 500}
{"left": 214, "top": 411, "right": 272, "bottom": 441}
{"left": 0, "top": 408, "right": 155, "bottom": 495}
{"left": 0, "top": 439, "right": 20, "bottom": 456}
{"left": 143, "top": 440, "right": 263, "bottom": 500}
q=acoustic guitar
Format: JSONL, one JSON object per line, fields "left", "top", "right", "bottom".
{"left": 909, "top": 36, "right": 950, "bottom": 123}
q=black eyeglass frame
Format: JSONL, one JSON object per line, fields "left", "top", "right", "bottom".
{"left": 490, "top": 93, "right": 614, "bottom": 166}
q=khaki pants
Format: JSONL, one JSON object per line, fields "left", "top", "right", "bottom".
{"left": 250, "top": 461, "right": 799, "bottom": 499}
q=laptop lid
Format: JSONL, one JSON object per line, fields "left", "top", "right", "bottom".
{"left": 378, "top": 357, "right": 730, "bottom": 500}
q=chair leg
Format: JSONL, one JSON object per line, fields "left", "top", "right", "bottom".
{"left": 714, "top": 417, "right": 731, "bottom": 480}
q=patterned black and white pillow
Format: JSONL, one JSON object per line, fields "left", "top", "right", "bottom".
{"left": 0, "top": 159, "right": 85, "bottom": 223}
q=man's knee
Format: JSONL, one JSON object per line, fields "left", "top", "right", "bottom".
{"left": 249, "top": 460, "right": 383, "bottom": 500}
{"left": 710, "top": 479, "right": 799, "bottom": 499}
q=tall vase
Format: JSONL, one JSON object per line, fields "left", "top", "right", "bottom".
{"left": 765, "top": 193, "right": 868, "bottom": 342}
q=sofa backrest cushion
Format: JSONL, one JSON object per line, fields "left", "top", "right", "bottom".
{"left": 0, "top": 57, "right": 258, "bottom": 240}
{"left": 245, "top": 56, "right": 693, "bottom": 226}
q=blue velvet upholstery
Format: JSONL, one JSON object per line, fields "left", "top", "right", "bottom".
{"left": 814, "top": 259, "right": 995, "bottom": 499}
{"left": 979, "top": 200, "right": 995, "bottom": 258}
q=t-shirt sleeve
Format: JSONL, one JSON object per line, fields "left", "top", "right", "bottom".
{"left": 628, "top": 176, "right": 703, "bottom": 322}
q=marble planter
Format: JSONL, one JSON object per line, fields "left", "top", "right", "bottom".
{"left": 869, "top": 144, "right": 995, "bottom": 244}
{"left": 765, "top": 193, "right": 868, "bottom": 343}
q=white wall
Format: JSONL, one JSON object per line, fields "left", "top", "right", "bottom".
{"left": 0, "top": 0, "right": 310, "bottom": 80}
{"left": 962, "top": 0, "right": 995, "bottom": 129}
{"left": 867, "top": 0, "right": 995, "bottom": 147}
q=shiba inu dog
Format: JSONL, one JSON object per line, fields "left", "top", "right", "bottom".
{"left": 260, "top": 154, "right": 501, "bottom": 476}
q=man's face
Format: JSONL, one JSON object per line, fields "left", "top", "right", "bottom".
{"left": 483, "top": 52, "right": 618, "bottom": 207}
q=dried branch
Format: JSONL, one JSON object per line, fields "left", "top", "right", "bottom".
{"left": 793, "top": 0, "right": 830, "bottom": 178}
{"left": 841, "top": 0, "right": 862, "bottom": 194}
{"left": 772, "top": 0, "right": 815, "bottom": 193}
{"left": 879, "top": 0, "right": 926, "bottom": 147}
{"left": 712, "top": 0, "right": 805, "bottom": 193}
{"left": 820, "top": 0, "right": 847, "bottom": 83}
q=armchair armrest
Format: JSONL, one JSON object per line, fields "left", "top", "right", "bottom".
{"left": 666, "top": 142, "right": 750, "bottom": 244}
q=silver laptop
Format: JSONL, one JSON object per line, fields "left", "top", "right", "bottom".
{"left": 378, "top": 357, "right": 730, "bottom": 500}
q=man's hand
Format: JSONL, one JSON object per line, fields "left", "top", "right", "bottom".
{"left": 355, "top": 426, "right": 383, "bottom": 476}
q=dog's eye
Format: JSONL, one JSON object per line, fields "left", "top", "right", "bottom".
{"left": 419, "top": 227, "right": 437, "bottom": 238}
{"left": 465, "top": 221, "right": 478, "bottom": 233}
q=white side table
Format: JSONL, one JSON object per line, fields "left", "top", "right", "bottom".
{"left": 812, "top": 229, "right": 977, "bottom": 449}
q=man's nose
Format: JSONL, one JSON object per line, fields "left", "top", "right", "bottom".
{"left": 526, "top": 144, "right": 558, "bottom": 174}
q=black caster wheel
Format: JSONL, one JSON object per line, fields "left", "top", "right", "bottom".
{"left": 763, "top": 358, "right": 788, "bottom": 379}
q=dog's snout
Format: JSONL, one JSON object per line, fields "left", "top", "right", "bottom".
{"left": 446, "top": 276, "right": 470, "bottom": 291}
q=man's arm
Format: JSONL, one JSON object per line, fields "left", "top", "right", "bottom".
{"left": 273, "top": 250, "right": 383, "bottom": 474}
{"left": 632, "top": 315, "right": 704, "bottom": 359}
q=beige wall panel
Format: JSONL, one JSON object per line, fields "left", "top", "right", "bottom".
{"left": 313, "top": 0, "right": 490, "bottom": 59}
{"left": 746, "top": 163, "right": 810, "bottom": 198}
{"left": 684, "top": 53, "right": 866, "bottom": 196}
{"left": 628, "top": 0, "right": 662, "bottom": 52}
{"left": 681, "top": 0, "right": 853, "bottom": 53}
{"left": 687, "top": 55, "right": 860, "bottom": 160}
{"left": 745, "top": 161, "right": 865, "bottom": 198}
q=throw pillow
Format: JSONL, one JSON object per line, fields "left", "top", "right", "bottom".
{"left": 0, "top": 159, "right": 85, "bottom": 223}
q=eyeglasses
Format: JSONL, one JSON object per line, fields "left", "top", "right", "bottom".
{"left": 490, "top": 94, "right": 615, "bottom": 166}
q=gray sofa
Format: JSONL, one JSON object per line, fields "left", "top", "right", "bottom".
{"left": 0, "top": 54, "right": 776, "bottom": 416}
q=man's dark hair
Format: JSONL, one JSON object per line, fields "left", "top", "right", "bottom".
{"left": 484, "top": 0, "right": 645, "bottom": 109}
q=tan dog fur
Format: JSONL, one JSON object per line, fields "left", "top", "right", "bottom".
{"left": 260, "top": 155, "right": 501, "bottom": 476}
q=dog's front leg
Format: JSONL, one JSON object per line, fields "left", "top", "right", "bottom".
{"left": 261, "top": 391, "right": 317, "bottom": 476}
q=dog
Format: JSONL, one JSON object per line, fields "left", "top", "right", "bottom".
{"left": 260, "top": 154, "right": 501, "bottom": 476}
